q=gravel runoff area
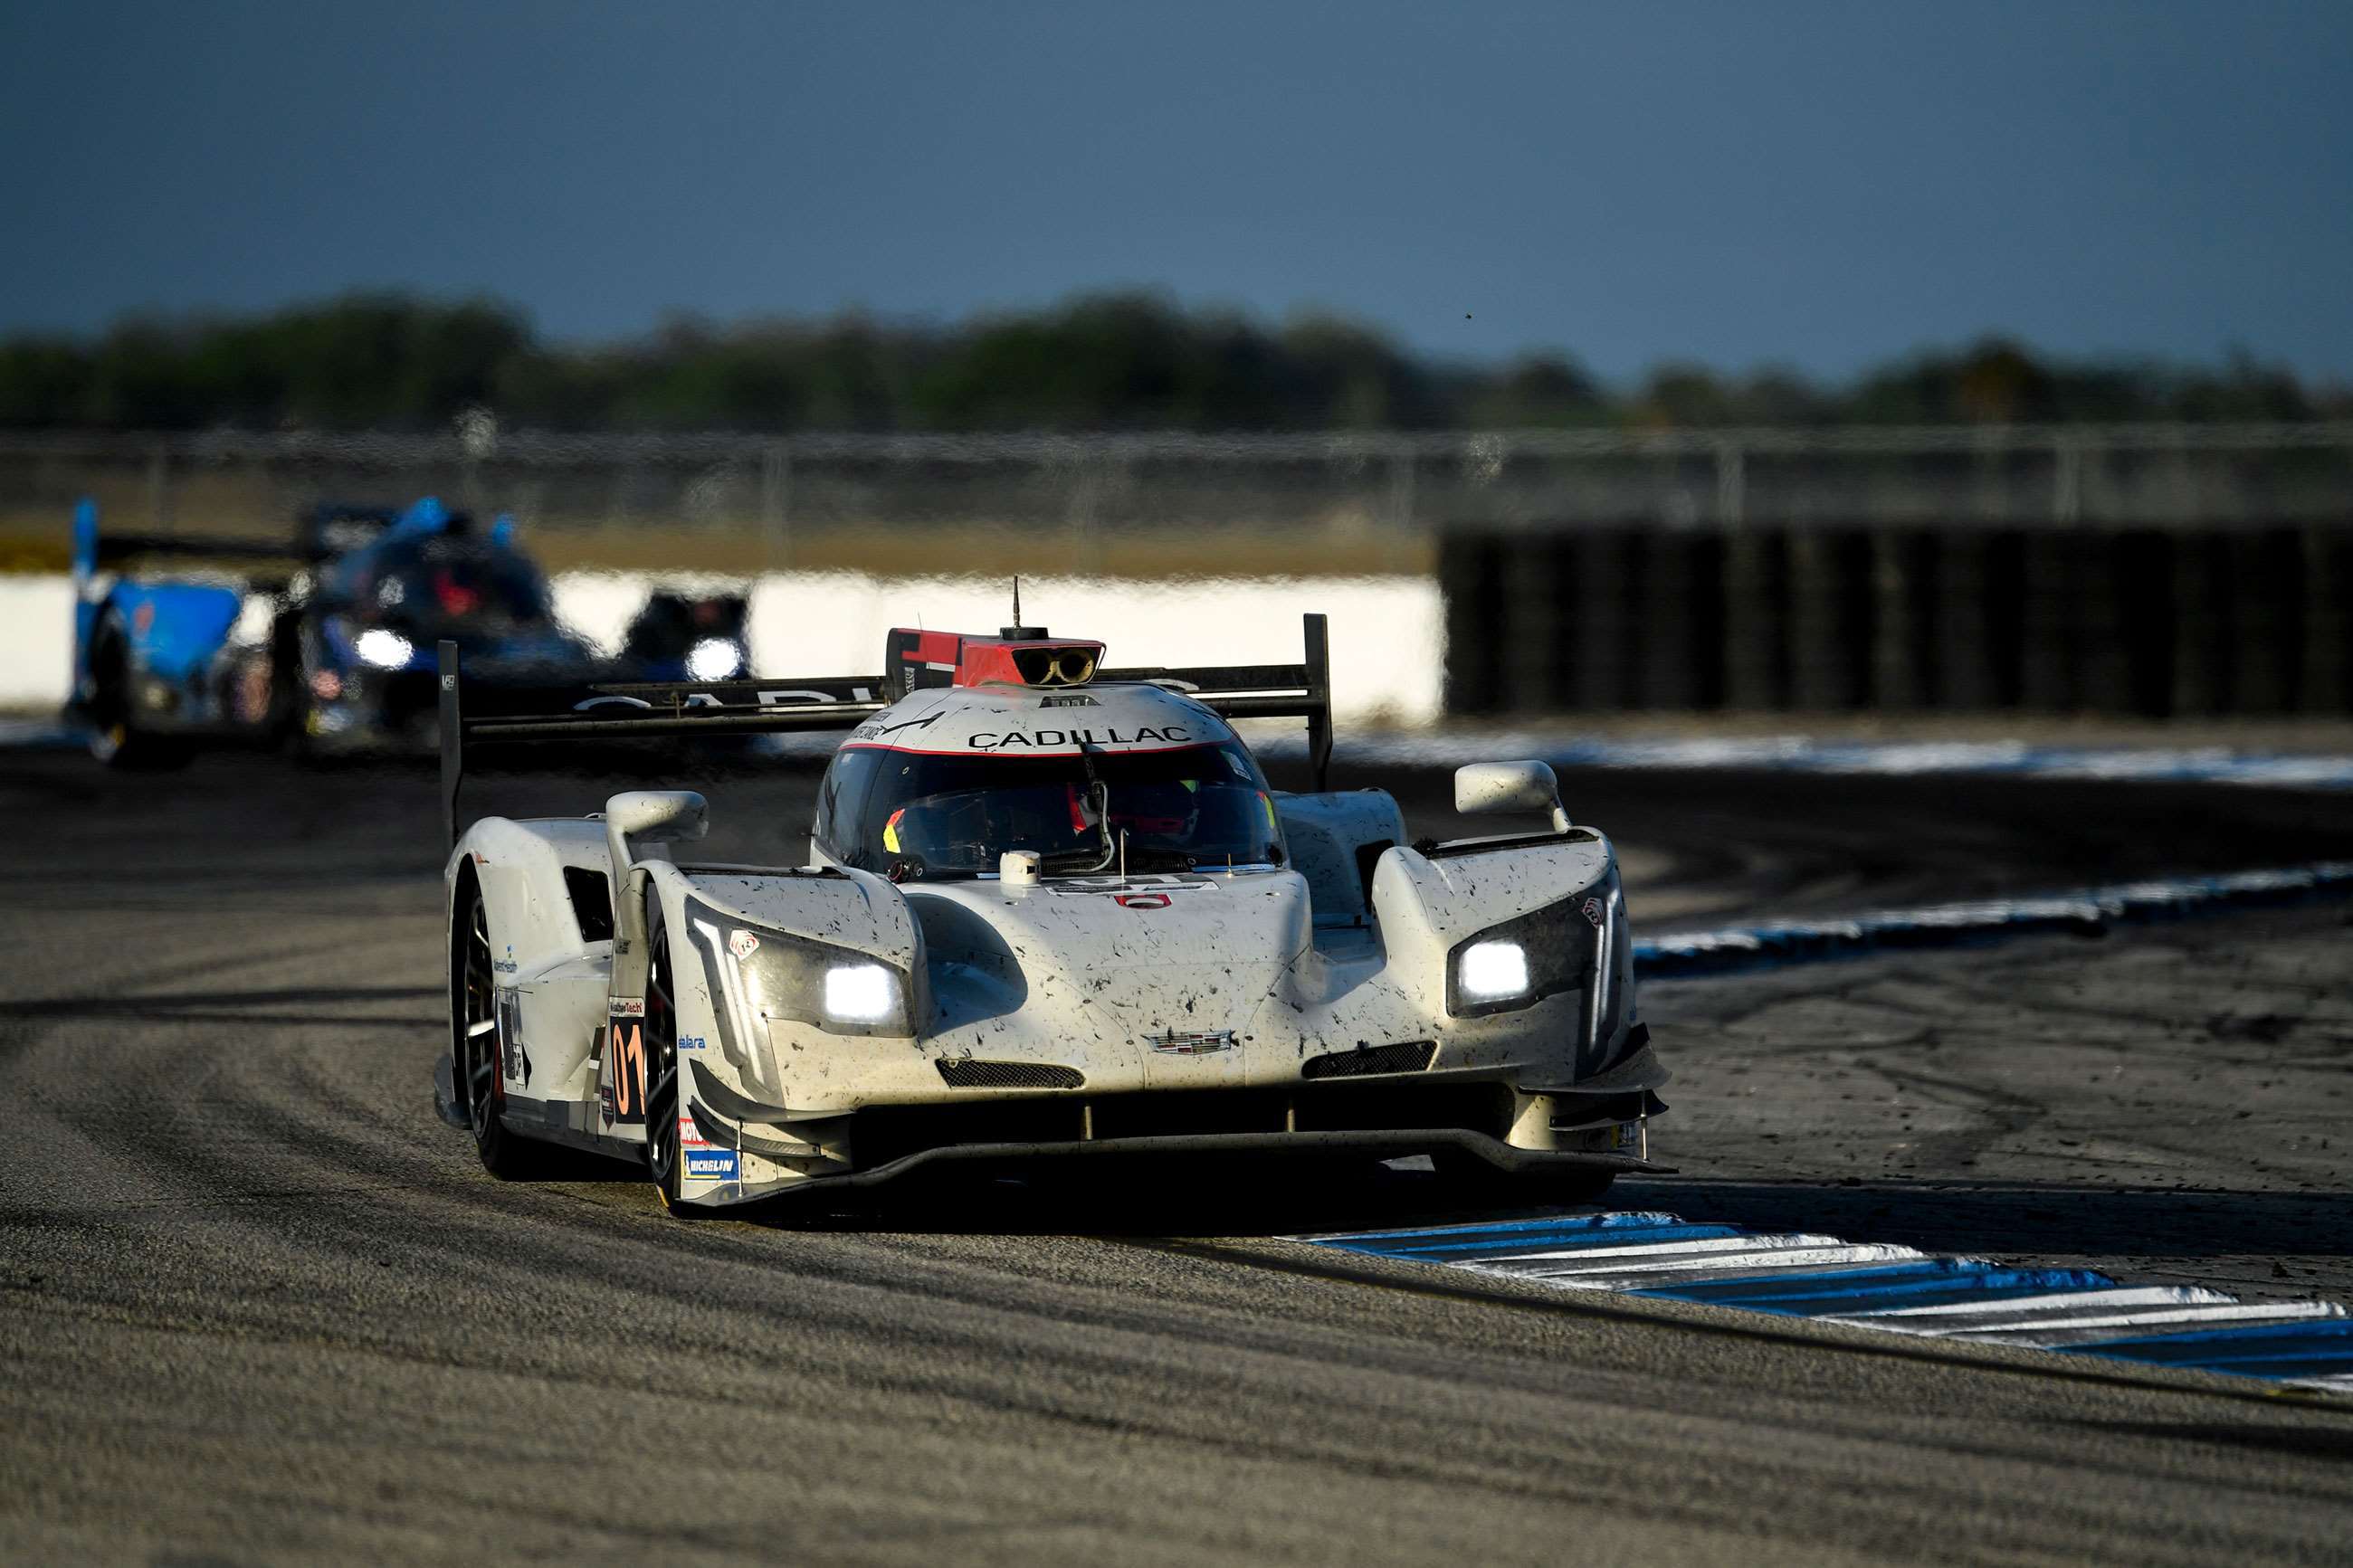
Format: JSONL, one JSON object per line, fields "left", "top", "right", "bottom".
{"left": 1, "top": 746, "right": 2348, "bottom": 1564}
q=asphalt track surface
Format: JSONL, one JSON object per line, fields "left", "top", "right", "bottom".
{"left": 4, "top": 745, "right": 2351, "bottom": 1564}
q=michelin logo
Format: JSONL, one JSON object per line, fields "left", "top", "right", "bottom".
{"left": 684, "top": 1148, "right": 740, "bottom": 1183}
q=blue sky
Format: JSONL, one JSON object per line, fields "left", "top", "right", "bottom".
{"left": 3, "top": 1, "right": 2348, "bottom": 382}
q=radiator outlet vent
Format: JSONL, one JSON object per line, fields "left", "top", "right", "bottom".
{"left": 1300, "top": 1041, "right": 1437, "bottom": 1079}
{"left": 935, "top": 1060, "right": 1085, "bottom": 1091}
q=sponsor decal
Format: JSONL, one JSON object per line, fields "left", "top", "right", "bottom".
{"left": 1115, "top": 893, "right": 1171, "bottom": 910}
{"left": 967, "top": 726, "right": 1191, "bottom": 751}
{"left": 1148, "top": 1029, "right": 1237, "bottom": 1056}
{"left": 498, "top": 988, "right": 530, "bottom": 1088}
{"left": 1582, "top": 898, "right": 1605, "bottom": 929}
{"left": 757, "top": 685, "right": 872, "bottom": 707}
{"left": 493, "top": 943, "right": 518, "bottom": 975}
{"left": 727, "top": 929, "right": 761, "bottom": 961}
{"left": 678, "top": 1034, "right": 709, "bottom": 1052}
{"left": 679, "top": 1112, "right": 712, "bottom": 1151}
{"left": 684, "top": 1148, "right": 740, "bottom": 1183}
{"left": 609, "top": 997, "right": 646, "bottom": 1018}
{"left": 1038, "top": 693, "right": 1100, "bottom": 708}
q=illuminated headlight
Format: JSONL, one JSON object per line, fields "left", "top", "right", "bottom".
{"left": 823, "top": 963, "right": 898, "bottom": 1024}
{"left": 1444, "top": 872, "right": 1621, "bottom": 1019}
{"left": 1457, "top": 939, "right": 1530, "bottom": 1002}
{"left": 685, "top": 636, "right": 744, "bottom": 681}
{"left": 688, "top": 897, "right": 916, "bottom": 1040}
{"left": 355, "top": 628, "right": 415, "bottom": 670}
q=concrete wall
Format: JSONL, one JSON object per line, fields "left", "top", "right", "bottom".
{"left": 0, "top": 575, "right": 74, "bottom": 708}
{"left": 1, "top": 572, "right": 1446, "bottom": 724}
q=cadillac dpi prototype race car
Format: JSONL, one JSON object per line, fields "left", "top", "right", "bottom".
{"left": 434, "top": 613, "right": 1668, "bottom": 1209}
{"left": 64, "top": 496, "right": 748, "bottom": 765}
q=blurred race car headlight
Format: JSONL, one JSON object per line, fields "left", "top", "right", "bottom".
{"left": 355, "top": 628, "right": 415, "bottom": 670}
{"left": 685, "top": 636, "right": 745, "bottom": 681}
{"left": 687, "top": 898, "right": 915, "bottom": 1041}
{"left": 1456, "top": 940, "right": 1530, "bottom": 1003}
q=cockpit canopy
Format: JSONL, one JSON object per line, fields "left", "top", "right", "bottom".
{"left": 815, "top": 736, "right": 1285, "bottom": 879}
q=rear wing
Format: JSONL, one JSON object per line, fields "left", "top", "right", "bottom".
{"left": 71, "top": 498, "right": 299, "bottom": 580}
{"left": 435, "top": 612, "right": 1333, "bottom": 850}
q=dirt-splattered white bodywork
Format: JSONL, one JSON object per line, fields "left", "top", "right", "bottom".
{"left": 443, "top": 679, "right": 1665, "bottom": 1206}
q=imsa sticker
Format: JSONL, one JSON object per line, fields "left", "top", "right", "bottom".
{"left": 684, "top": 1148, "right": 740, "bottom": 1183}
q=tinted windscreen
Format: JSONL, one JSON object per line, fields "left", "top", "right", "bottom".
{"left": 835, "top": 741, "right": 1283, "bottom": 876}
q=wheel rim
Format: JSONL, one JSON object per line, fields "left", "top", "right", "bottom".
{"left": 643, "top": 930, "right": 681, "bottom": 1187}
{"left": 462, "top": 892, "right": 501, "bottom": 1142}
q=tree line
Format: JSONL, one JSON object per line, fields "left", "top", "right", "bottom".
{"left": 0, "top": 290, "right": 2338, "bottom": 432}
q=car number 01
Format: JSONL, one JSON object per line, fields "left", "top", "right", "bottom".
{"left": 610, "top": 1022, "right": 645, "bottom": 1124}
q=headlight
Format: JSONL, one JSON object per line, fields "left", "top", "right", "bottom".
{"left": 1445, "top": 871, "right": 1618, "bottom": 1019}
{"left": 355, "top": 628, "right": 415, "bottom": 670}
{"left": 823, "top": 963, "right": 897, "bottom": 1023}
{"left": 685, "top": 636, "right": 745, "bottom": 681}
{"left": 687, "top": 898, "right": 915, "bottom": 1040}
{"left": 1456, "top": 940, "right": 1530, "bottom": 1003}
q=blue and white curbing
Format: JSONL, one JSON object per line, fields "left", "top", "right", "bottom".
{"left": 1294, "top": 1212, "right": 2353, "bottom": 1394}
{"left": 1632, "top": 862, "right": 2353, "bottom": 979}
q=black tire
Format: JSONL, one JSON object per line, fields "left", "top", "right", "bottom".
{"left": 454, "top": 877, "right": 558, "bottom": 1179}
{"left": 85, "top": 622, "right": 192, "bottom": 772}
{"left": 642, "top": 903, "right": 686, "bottom": 1208}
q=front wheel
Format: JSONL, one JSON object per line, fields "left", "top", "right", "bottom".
{"left": 85, "top": 623, "right": 192, "bottom": 771}
{"left": 456, "top": 881, "right": 557, "bottom": 1179}
{"left": 642, "top": 904, "right": 684, "bottom": 1207}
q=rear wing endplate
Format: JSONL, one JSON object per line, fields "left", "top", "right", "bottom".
{"left": 436, "top": 612, "right": 1333, "bottom": 850}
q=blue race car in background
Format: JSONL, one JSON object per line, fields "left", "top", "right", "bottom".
{"left": 67, "top": 497, "right": 749, "bottom": 767}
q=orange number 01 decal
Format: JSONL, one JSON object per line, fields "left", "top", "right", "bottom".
{"left": 609, "top": 1022, "right": 645, "bottom": 1122}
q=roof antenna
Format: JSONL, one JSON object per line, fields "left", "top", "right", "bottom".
{"left": 1002, "top": 573, "right": 1046, "bottom": 640}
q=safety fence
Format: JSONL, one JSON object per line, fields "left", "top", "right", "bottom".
{"left": 5, "top": 424, "right": 2348, "bottom": 717}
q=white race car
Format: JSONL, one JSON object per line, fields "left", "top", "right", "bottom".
{"left": 433, "top": 613, "right": 1666, "bottom": 1210}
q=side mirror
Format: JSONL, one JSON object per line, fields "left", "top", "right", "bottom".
{"left": 1453, "top": 761, "right": 1569, "bottom": 835}
{"left": 605, "top": 790, "right": 708, "bottom": 872}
